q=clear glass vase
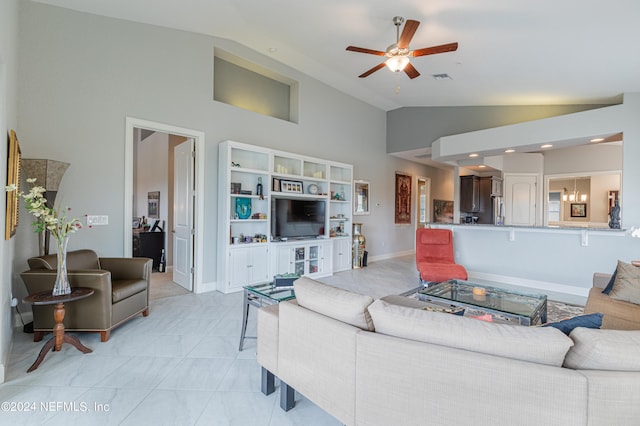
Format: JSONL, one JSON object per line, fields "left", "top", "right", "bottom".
{"left": 52, "top": 236, "right": 71, "bottom": 296}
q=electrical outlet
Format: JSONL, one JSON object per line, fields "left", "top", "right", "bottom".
{"left": 86, "top": 215, "right": 109, "bottom": 226}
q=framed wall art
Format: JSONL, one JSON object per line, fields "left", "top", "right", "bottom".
{"left": 395, "top": 172, "right": 411, "bottom": 224}
{"left": 147, "top": 191, "right": 160, "bottom": 219}
{"left": 353, "top": 180, "right": 370, "bottom": 215}
{"left": 433, "top": 199, "right": 454, "bottom": 223}
{"left": 5, "top": 130, "right": 21, "bottom": 240}
{"left": 570, "top": 203, "right": 587, "bottom": 218}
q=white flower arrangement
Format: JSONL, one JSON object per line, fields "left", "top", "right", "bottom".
{"left": 5, "top": 178, "right": 82, "bottom": 240}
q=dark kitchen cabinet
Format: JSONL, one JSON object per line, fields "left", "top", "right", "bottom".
{"left": 460, "top": 175, "right": 480, "bottom": 212}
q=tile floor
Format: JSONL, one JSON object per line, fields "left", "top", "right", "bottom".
{"left": 0, "top": 255, "right": 586, "bottom": 425}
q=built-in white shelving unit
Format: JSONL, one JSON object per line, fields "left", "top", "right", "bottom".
{"left": 218, "top": 141, "right": 353, "bottom": 293}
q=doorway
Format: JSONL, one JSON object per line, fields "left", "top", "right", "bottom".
{"left": 416, "top": 177, "right": 430, "bottom": 229}
{"left": 124, "top": 118, "right": 206, "bottom": 293}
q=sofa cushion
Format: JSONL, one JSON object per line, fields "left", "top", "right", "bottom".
{"left": 543, "top": 313, "right": 603, "bottom": 335}
{"left": 27, "top": 249, "right": 100, "bottom": 270}
{"left": 293, "top": 277, "right": 374, "bottom": 331}
{"left": 111, "top": 279, "right": 147, "bottom": 303}
{"left": 609, "top": 260, "right": 640, "bottom": 305}
{"left": 564, "top": 328, "right": 640, "bottom": 371}
{"left": 368, "top": 299, "right": 573, "bottom": 366}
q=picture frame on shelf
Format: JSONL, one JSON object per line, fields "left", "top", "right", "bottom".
{"left": 280, "top": 180, "right": 303, "bottom": 193}
{"left": 571, "top": 203, "right": 587, "bottom": 217}
{"left": 132, "top": 217, "right": 141, "bottom": 229}
{"left": 272, "top": 177, "right": 280, "bottom": 192}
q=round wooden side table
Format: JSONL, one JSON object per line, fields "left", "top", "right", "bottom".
{"left": 22, "top": 287, "right": 95, "bottom": 373}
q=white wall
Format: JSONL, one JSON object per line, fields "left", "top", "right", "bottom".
{"left": 135, "top": 132, "right": 169, "bottom": 223}
{"left": 15, "top": 2, "right": 436, "bottom": 289}
{"left": 0, "top": 0, "right": 19, "bottom": 384}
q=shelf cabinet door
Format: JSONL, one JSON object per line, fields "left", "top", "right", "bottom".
{"left": 333, "top": 238, "right": 352, "bottom": 272}
{"left": 250, "top": 245, "right": 270, "bottom": 284}
{"left": 229, "top": 247, "right": 252, "bottom": 290}
{"left": 229, "top": 246, "right": 270, "bottom": 290}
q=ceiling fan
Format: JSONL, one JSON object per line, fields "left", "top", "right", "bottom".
{"left": 346, "top": 16, "right": 458, "bottom": 79}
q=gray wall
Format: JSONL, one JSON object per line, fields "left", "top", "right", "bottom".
{"left": 387, "top": 104, "right": 613, "bottom": 153}
{"left": 0, "top": 0, "right": 19, "bottom": 383}
{"left": 14, "top": 2, "right": 438, "bottom": 292}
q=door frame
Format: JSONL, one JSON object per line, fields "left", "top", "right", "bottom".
{"left": 124, "top": 117, "right": 206, "bottom": 293}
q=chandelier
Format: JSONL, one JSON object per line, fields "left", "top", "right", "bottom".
{"left": 563, "top": 178, "right": 587, "bottom": 202}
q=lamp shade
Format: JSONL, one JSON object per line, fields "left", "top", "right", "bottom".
{"left": 21, "top": 159, "right": 70, "bottom": 191}
{"left": 385, "top": 56, "right": 410, "bottom": 72}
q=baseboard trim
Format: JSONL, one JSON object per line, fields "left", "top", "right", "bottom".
{"left": 197, "top": 280, "right": 217, "bottom": 294}
{"left": 368, "top": 250, "right": 415, "bottom": 263}
{"left": 13, "top": 310, "right": 32, "bottom": 329}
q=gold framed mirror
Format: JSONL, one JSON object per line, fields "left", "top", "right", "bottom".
{"left": 5, "top": 130, "right": 21, "bottom": 240}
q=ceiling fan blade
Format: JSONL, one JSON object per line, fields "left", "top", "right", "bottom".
{"left": 346, "top": 46, "right": 386, "bottom": 56}
{"left": 404, "top": 62, "right": 420, "bottom": 79}
{"left": 358, "top": 62, "right": 386, "bottom": 78}
{"left": 411, "top": 42, "right": 459, "bottom": 57}
{"left": 398, "top": 20, "right": 420, "bottom": 49}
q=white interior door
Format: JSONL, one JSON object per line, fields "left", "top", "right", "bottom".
{"left": 173, "top": 139, "right": 194, "bottom": 290}
{"left": 504, "top": 174, "right": 537, "bottom": 226}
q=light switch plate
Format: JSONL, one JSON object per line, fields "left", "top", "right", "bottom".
{"left": 86, "top": 215, "right": 108, "bottom": 226}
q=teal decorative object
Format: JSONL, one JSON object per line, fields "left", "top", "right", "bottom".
{"left": 236, "top": 198, "right": 252, "bottom": 219}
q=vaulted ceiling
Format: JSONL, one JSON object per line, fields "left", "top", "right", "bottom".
{"left": 33, "top": 0, "right": 640, "bottom": 111}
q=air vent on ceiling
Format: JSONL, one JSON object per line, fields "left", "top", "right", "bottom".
{"left": 432, "top": 73, "right": 452, "bottom": 80}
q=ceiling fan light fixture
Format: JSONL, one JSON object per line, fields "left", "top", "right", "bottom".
{"left": 385, "top": 55, "right": 410, "bottom": 72}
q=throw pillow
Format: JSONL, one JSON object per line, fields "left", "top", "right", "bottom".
{"left": 543, "top": 313, "right": 603, "bottom": 335}
{"left": 602, "top": 268, "right": 617, "bottom": 294}
{"left": 608, "top": 260, "right": 640, "bottom": 305}
{"left": 293, "top": 277, "right": 375, "bottom": 331}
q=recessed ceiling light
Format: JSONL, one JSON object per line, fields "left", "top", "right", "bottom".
{"left": 478, "top": 165, "right": 486, "bottom": 168}
{"left": 505, "top": 149, "right": 515, "bottom": 153}
{"left": 268, "top": 47, "right": 278, "bottom": 53}
{"left": 469, "top": 153, "right": 479, "bottom": 158}
{"left": 590, "top": 138, "right": 604, "bottom": 142}
{"left": 541, "top": 144, "right": 553, "bottom": 149}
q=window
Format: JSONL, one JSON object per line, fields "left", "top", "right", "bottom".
{"left": 548, "top": 191, "right": 561, "bottom": 222}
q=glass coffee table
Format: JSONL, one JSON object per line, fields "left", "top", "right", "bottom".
{"left": 239, "top": 282, "right": 296, "bottom": 351}
{"left": 418, "top": 280, "right": 547, "bottom": 325}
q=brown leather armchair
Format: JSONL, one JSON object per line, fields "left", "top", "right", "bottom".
{"left": 21, "top": 249, "right": 151, "bottom": 342}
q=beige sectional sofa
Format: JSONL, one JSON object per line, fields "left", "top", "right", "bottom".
{"left": 257, "top": 277, "right": 640, "bottom": 426}
{"left": 584, "top": 272, "right": 640, "bottom": 329}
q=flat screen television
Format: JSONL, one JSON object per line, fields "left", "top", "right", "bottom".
{"left": 271, "top": 198, "right": 325, "bottom": 239}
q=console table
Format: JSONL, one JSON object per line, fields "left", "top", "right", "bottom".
{"left": 22, "top": 287, "right": 94, "bottom": 372}
{"left": 133, "top": 230, "right": 165, "bottom": 271}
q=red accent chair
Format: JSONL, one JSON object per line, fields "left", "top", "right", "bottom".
{"left": 416, "top": 228, "right": 468, "bottom": 284}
